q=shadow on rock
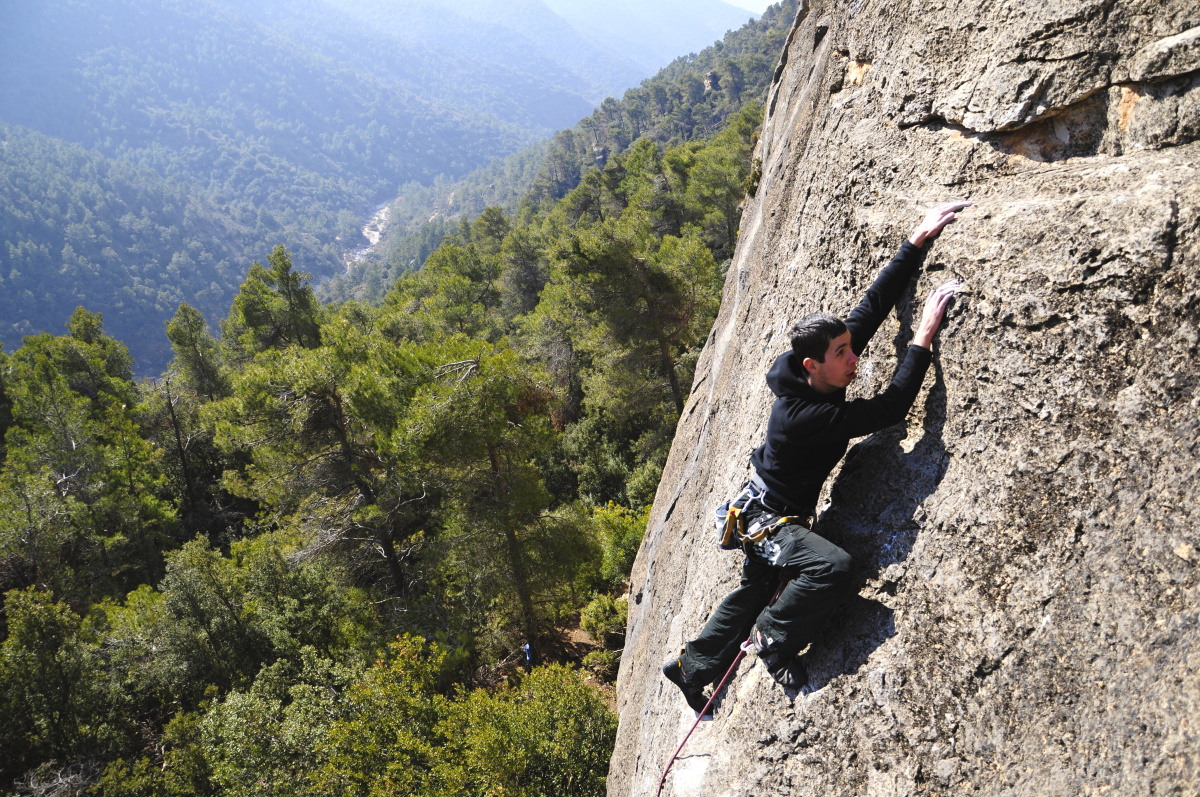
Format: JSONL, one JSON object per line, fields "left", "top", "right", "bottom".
{"left": 799, "top": 594, "right": 896, "bottom": 694}
{"left": 820, "top": 339, "right": 952, "bottom": 577}
{"left": 794, "top": 303, "right": 951, "bottom": 693}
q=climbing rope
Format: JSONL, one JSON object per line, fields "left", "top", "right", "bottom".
{"left": 655, "top": 643, "right": 746, "bottom": 797}
{"left": 655, "top": 577, "right": 789, "bottom": 797}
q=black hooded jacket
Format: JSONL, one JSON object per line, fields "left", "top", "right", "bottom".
{"left": 749, "top": 241, "right": 933, "bottom": 513}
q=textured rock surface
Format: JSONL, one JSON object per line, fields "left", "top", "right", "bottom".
{"left": 610, "top": 1, "right": 1200, "bottom": 795}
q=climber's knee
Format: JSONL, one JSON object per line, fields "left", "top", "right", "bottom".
{"left": 828, "top": 545, "right": 852, "bottom": 575}
{"left": 825, "top": 545, "right": 852, "bottom": 582}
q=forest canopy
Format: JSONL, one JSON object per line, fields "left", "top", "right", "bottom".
{"left": 0, "top": 96, "right": 767, "bottom": 794}
{"left": 0, "top": 2, "right": 797, "bottom": 792}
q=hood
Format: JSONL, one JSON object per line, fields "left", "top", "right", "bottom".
{"left": 763, "top": 350, "right": 808, "bottom": 397}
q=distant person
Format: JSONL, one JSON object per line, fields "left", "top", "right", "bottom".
{"left": 664, "top": 201, "right": 970, "bottom": 717}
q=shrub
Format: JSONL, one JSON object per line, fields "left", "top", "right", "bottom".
{"left": 579, "top": 594, "right": 628, "bottom": 646}
{"left": 436, "top": 665, "right": 617, "bottom": 797}
{"left": 582, "top": 650, "right": 620, "bottom": 683}
{"left": 593, "top": 503, "right": 648, "bottom": 589}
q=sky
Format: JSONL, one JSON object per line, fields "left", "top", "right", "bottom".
{"left": 724, "top": 0, "right": 776, "bottom": 12}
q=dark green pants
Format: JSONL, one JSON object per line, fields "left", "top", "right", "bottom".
{"left": 680, "top": 513, "right": 852, "bottom": 687}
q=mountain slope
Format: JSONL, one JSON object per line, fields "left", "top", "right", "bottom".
{"left": 0, "top": 124, "right": 261, "bottom": 369}
{"left": 327, "top": 0, "right": 799, "bottom": 303}
{"left": 241, "top": 0, "right": 605, "bottom": 127}
{"left": 0, "top": 0, "right": 534, "bottom": 211}
{"left": 544, "top": 0, "right": 757, "bottom": 73}
{"left": 319, "top": 0, "right": 648, "bottom": 105}
{"left": 0, "top": 0, "right": 760, "bottom": 372}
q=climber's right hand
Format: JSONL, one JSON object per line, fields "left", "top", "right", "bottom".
{"left": 909, "top": 201, "right": 972, "bottom": 247}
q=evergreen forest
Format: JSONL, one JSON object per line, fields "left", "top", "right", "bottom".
{"left": 4, "top": 0, "right": 720, "bottom": 372}
{"left": 0, "top": 2, "right": 798, "bottom": 794}
{"left": 330, "top": 0, "right": 795, "bottom": 303}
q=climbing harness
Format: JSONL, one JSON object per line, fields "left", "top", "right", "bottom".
{"left": 714, "top": 479, "right": 795, "bottom": 550}
{"left": 655, "top": 577, "right": 789, "bottom": 797}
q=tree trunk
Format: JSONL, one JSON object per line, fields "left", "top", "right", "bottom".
{"left": 659, "top": 338, "right": 684, "bottom": 414}
{"left": 162, "top": 381, "right": 197, "bottom": 515}
{"left": 489, "top": 443, "right": 538, "bottom": 661}
{"left": 377, "top": 528, "right": 409, "bottom": 597}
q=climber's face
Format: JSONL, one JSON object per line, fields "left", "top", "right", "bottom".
{"left": 804, "top": 331, "right": 858, "bottom": 393}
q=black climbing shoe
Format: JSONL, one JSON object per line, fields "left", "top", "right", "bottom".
{"left": 663, "top": 658, "right": 713, "bottom": 719}
{"left": 760, "top": 651, "right": 808, "bottom": 691}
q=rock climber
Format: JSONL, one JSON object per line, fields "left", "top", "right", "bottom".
{"left": 664, "top": 201, "right": 970, "bottom": 717}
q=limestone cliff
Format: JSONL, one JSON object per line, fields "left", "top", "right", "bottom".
{"left": 610, "top": 1, "right": 1200, "bottom": 794}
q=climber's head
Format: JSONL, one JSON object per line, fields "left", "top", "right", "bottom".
{"left": 790, "top": 312, "right": 858, "bottom": 393}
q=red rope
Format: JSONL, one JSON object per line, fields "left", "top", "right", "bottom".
{"left": 655, "top": 577, "right": 789, "bottom": 797}
{"left": 655, "top": 645, "right": 746, "bottom": 797}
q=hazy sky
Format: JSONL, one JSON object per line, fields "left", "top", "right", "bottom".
{"left": 724, "top": 0, "right": 776, "bottom": 12}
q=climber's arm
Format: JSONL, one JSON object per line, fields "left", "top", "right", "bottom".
{"left": 844, "top": 201, "right": 969, "bottom": 353}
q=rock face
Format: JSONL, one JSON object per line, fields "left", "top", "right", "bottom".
{"left": 610, "top": 1, "right": 1200, "bottom": 795}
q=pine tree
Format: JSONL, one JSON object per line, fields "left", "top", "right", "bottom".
{"left": 222, "top": 246, "right": 322, "bottom": 363}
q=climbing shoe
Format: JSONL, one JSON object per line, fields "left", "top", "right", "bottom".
{"left": 744, "top": 627, "right": 808, "bottom": 690}
{"left": 760, "top": 651, "right": 808, "bottom": 691}
{"left": 662, "top": 658, "right": 713, "bottom": 719}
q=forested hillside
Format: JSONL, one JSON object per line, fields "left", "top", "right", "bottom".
{"left": 0, "top": 104, "right": 765, "bottom": 795}
{"left": 0, "top": 2, "right": 797, "bottom": 793}
{"left": 0, "top": 125, "right": 287, "bottom": 368}
{"left": 5, "top": 0, "right": 739, "bottom": 373}
{"left": 313, "top": 0, "right": 640, "bottom": 105}
{"left": 328, "top": 0, "right": 797, "bottom": 302}
{"left": 1, "top": 0, "right": 544, "bottom": 221}
{"left": 541, "top": 0, "right": 757, "bottom": 76}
